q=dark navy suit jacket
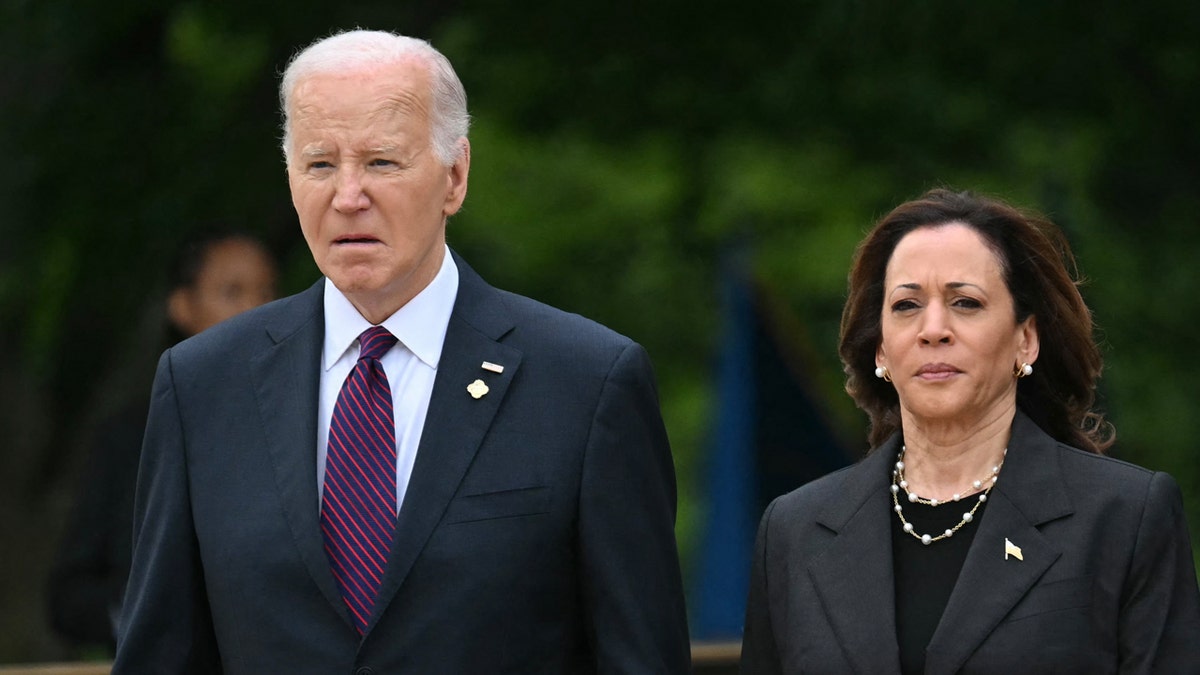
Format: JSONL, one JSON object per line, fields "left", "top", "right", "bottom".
{"left": 741, "top": 411, "right": 1200, "bottom": 674}
{"left": 114, "top": 253, "right": 690, "bottom": 673}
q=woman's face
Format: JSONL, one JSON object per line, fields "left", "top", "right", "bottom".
{"left": 876, "top": 223, "right": 1038, "bottom": 429}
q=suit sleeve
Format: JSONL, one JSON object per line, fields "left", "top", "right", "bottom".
{"left": 740, "top": 498, "right": 784, "bottom": 675}
{"left": 112, "top": 351, "right": 221, "bottom": 674}
{"left": 576, "top": 342, "right": 691, "bottom": 673}
{"left": 1117, "top": 471, "right": 1200, "bottom": 673}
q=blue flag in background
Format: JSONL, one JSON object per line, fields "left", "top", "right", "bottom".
{"left": 690, "top": 254, "right": 856, "bottom": 640}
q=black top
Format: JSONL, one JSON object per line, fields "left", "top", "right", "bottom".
{"left": 48, "top": 398, "right": 148, "bottom": 653}
{"left": 892, "top": 490, "right": 989, "bottom": 674}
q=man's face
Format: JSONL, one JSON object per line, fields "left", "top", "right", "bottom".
{"left": 286, "top": 58, "right": 469, "bottom": 323}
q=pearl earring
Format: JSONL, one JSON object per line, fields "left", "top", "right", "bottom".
{"left": 875, "top": 366, "right": 892, "bottom": 382}
{"left": 1014, "top": 362, "right": 1033, "bottom": 378}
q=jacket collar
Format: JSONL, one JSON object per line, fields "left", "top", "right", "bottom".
{"left": 249, "top": 281, "right": 339, "bottom": 617}
{"left": 806, "top": 410, "right": 1075, "bottom": 674}
{"left": 807, "top": 434, "right": 903, "bottom": 673}
{"left": 250, "top": 252, "right": 524, "bottom": 635}
{"left": 924, "top": 410, "right": 1073, "bottom": 673}
{"left": 364, "top": 252, "right": 522, "bottom": 634}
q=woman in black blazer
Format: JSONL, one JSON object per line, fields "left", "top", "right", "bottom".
{"left": 741, "top": 189, "right": 1200, "bottom": 674}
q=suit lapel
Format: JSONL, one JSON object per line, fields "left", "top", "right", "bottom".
{"left": 807, "top": 439, "right": 903, "bottom": 674}
{"left": 248, "top": 281, "right": 349, "bottom": 620}
{"left": 924, "top": 411, "right": 1074, "bottom": 674}
{"left": 367, "top": 254, "right": 521, "bottom": 631}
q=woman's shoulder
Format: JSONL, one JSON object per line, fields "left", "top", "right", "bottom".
{"left": 770, "top": 462, "right": 861, "bottom": 509}
{"left": 1055, "top": 442, "right": 1164, "bottom": 484}
{"left": 1051, "top": 442, "right": 1184, "bottom": 513}
{"left": 761, "top": 454, "right": 886, "bottom": 530}
{"left": 753, "top": 455, "right": 889, "bottom": 564}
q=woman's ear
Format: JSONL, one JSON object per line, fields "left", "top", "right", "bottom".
{"left": 1019, "top": 315, "right": 1040, "bottom": 366}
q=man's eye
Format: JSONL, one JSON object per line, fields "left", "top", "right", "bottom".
{"left": 308, "top": 161, "right": 333, "bottom": 170}
{"left": 369, "top": 158, "right": 395, "bottom": 167}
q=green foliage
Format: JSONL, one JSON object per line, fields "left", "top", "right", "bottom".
{"left": 165, "top": 4, "right": 271, "bottom": 103}
{"left": 3, "top": 0, "right": 1199, "bottom": 662}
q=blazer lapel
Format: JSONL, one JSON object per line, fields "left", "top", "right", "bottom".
{"left": 248, "top": 282, "right": 348, "bottom": 620}
{"left": 807, "top": 439, "right": 903, "bottom": 674}
{"left": 367, "top": 254, "right": 521, "bottom": 631}
{"left": 924, "top": 411, "right": 1074, "bottom": 674}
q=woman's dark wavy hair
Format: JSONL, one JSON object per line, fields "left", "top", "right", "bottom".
{"left": 838, "top": 188, "right": 1113, "bottom": 453}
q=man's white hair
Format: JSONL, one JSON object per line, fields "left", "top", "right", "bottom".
{"left": 279, "top": 29, "right": 470, "bottom": 167}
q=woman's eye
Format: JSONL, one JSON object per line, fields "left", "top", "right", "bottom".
{"left": 891, "top": 299, "right": 919, "bottom": 312}
{"left": 953, "top": 297, "right": 982, "bottom": 309}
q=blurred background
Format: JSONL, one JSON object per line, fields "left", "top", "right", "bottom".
{"left": 2, "top": 0, "right": 1198, "bottom": 663}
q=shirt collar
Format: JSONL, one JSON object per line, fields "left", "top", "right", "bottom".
{"left": 322, "top": 246, "right": 459, "bottom": 371}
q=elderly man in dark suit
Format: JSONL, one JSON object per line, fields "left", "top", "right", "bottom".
{"left": 114, "top": 29, "right": 690, "bottom": 674}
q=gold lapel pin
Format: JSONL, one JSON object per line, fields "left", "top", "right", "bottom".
{"left": 467, "top": 379, "right": 490, "bottom": 399}
{"left": 1004, "top": 538, "right": 1023, "bottom": 561}
{"left": 481, "top": 361, "right": 504, "bottom": 374}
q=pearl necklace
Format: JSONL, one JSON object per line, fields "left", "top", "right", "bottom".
{"left": 890, "top": 445, "right": 1006, "bottom": 546}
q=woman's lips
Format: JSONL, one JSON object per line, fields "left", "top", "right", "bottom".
{"left": 916, "top": 363, "right": 961, "bottom": 380}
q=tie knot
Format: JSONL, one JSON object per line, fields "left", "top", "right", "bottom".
{"left": 357, "top": 326, "right": 397, "bottom": 361}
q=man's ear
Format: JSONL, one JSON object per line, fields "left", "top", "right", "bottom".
{"left": 443, "top": 137, "right": 470, "bottom": 217}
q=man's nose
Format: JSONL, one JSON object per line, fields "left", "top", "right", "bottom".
{"left": 332, "top": 167, "right": 370, "bottom": 213}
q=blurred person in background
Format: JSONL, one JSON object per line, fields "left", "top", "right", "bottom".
{"left": 48, "top": 230, "right": 278, "bottom": 655}
{"left": 741, "top": 189, "right": 1200, "bottom": 673}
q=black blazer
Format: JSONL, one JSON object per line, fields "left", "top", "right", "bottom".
{"left": 741, "top": 411, "right": 1200, "bottom": 674}
{"left": 113, "top": 253, "right": 691, "bottom": 673}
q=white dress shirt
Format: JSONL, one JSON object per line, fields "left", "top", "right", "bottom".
{"left": 316, "top": 246, "right": 458, "bottom": 512}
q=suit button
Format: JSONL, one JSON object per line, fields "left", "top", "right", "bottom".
{"left": 355, "top": 668, "right": 374, "bottom": 675}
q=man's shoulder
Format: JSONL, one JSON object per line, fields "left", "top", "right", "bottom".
{"left": 454, "top": 250, "right": 632, "bottom": 338}
{"left": 472, "top": 286, "right": 652, "bottom": 384}
{"left": 453, "top": 255, "right": 638, "bottom": 362}
{"left": 170, "top": 281, "right": 322, "bottom": 363}
{"left": 490, "top": 287, "right": 634, "bottom": 351}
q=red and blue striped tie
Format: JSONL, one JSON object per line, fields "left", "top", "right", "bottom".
{"left": 321, "top": 326, "right": 398, "bottom": 634}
